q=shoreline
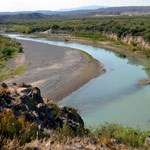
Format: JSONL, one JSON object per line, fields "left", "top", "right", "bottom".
{"left": 38, "top": 33, "right": 149, "bottom": 64}
{"left": 70, "top": 38, "right": 147, "bottom": 61}
{"left": 6, "top": 39, "right": 105, "bottom": 101}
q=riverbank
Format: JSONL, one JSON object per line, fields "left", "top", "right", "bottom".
{"left": 6, "top": 39, "right": 105, "bottom": 101}
{"left": 0, "top": 35, "right": 26, "bottom": 81}
{"left": 37, "top": 33, "right": 149, "bottom": 63}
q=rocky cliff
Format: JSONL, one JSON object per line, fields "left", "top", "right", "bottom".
{"left": 122, "top": 35, "right": 150, "bottom": 49}
{"left": 0, "top": 82, "right": 84, "bottom": 134}
{"left": 105, "top": 33, "right": 150, "bottom": 49}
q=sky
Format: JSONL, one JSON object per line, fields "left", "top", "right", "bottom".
{"left": 0, "top": 0, "right": 149, "bottom": 12}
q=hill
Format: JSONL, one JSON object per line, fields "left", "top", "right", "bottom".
{"left": 0, "top": 13, "right": 50, "bottom": 21}
{"left": 58, "top": 5, "right": 106, "bottom": 11}
{"left": 90, "top": 6, "right": 150, "bottom": 16}
{"left": 0, "top": 6, "right": 149, "bottom": 20}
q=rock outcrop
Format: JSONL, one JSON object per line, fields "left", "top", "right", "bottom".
{"left": 105, "top": 33, "right": 150, "bottom": 49}
{"left": 122, "top": 35, "right": 150, "bottom": 49}
{"left": 138, "top": 78, "right": 150, "bottom": 86}
{"left": 0, "top": 82, "right": 84, "bottom": 134}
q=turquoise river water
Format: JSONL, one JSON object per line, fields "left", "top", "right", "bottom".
{"left": 7, "top": 34, "right": 150, "bottom": 129}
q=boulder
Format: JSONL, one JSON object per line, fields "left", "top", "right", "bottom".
{"left": 138, "top": 78, "right": 150, "bottom": 86}
{"left": 30, "top": 87, "right": 43, "bottom": 103}
{"left": 144, "top": 135, "right": 150, "bottom": 148}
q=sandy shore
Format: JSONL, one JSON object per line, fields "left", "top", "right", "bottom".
{"left": 7, "top": 40, "right": 105, "bottom": 101}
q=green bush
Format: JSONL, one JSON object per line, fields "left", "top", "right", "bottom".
{"left": 0, "top": 109, "right": 39, "bottom": 146}
{"left": 0, "top": 36, "right": 23, "bottom": 61}
{"left": 118, "top": 53, "right": 126, "bottom": 58}
{"left": 1, "top": 47, "right": 14, "bottom": 59}
{"left": 0, "top": 109, "right": 22, "bottom": 137}
{"left": 0, "top": 35, "right": 24, "bottom": 81}
{"left": 92, "top": 123, "right": 149, "bottom": 147}
{"left": 19, "top": 123, "right": 39, "bottom": 145}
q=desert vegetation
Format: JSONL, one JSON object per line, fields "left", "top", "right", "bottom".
{"left": 2, "top": 16, "right": 149, "bottom": 42}
{"left": 0, "top": 35, "right": 25, "bottom": 81}
{"left": 1, "top": 16, "right": 150, "bottom": 58}
{"left": 0, "top": 35, "right": 23, "bottom": 60}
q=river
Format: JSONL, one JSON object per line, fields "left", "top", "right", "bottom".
{"left": 7, "top": 34, "right": 150, "bottom": 129}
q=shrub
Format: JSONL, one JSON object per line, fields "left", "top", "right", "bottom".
{"left": 92, "top": 123, "right": 149, "bottom": 147}
{"left": 1, "top": 47, "right": 13, "bottom": 59}
{"left": 118, "top": 53, "right": 126, "bottom": 58}
{"left": 0, "top": 109, "right": 39, "bottom": 146}
{"left": 19, "top": 123, "right": 39, "bottom": 145}
{"left": 0, "top": 109, "right": 22, "bottom": 137}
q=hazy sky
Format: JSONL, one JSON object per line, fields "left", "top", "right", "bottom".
{"left": 0, "top": 0, "right": 149, "bottom": 12}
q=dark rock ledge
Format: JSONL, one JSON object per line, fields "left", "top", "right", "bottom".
{"left": 0, "top": 82, "right": 84, "bottom": 134}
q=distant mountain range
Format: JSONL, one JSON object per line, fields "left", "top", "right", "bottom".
{"left": 0, "top": 6, "right": 150, "bottom": 21}
{"left": 0, "top": 5, "right": 106, "bottom": 15}
{"left": 58, "top": 5, "right": 107, "bottom": 11}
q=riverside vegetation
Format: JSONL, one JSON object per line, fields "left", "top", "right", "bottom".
{"left": 0, "top": 35, "right": 26, "bottom": 81}
{"left": 1, "top": 16, "right": 150, "bottom": 57}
